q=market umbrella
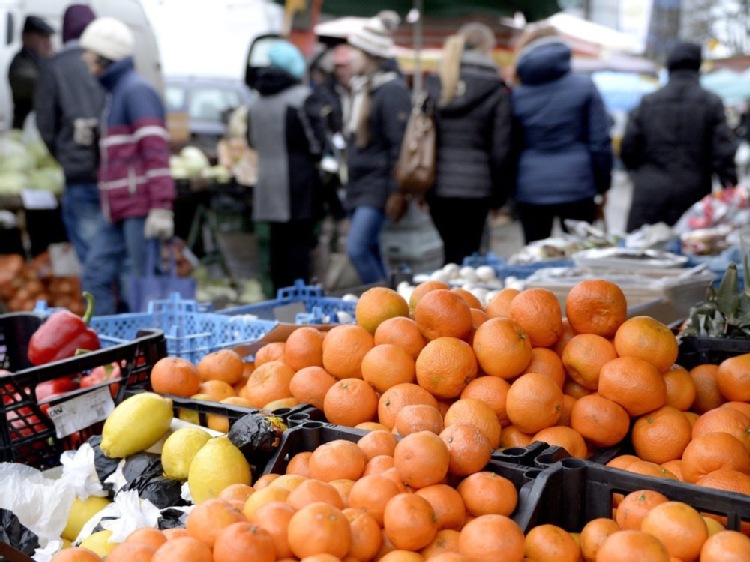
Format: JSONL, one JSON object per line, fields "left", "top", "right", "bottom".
{"left": 591, "top": 71, "right": 658, "bottom": 112}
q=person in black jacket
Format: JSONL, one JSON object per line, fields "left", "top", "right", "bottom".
{"left": 621, "top": 41, "right": 738, "bottom": 231}
{"left": 345, "top": 11, "right": 412, "bottom": 284}
{"left": 35, "top": 4, "right": 105, "bottom": 266}
{"left": 425, "top": 23, "right": 512, "bottom": 266}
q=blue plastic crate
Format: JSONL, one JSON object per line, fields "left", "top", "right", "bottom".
{"left": 219, "top": 280, "right": 357, "bottom": 323}
{"left": 462, "top": 251, "right": 506, "bottom": 269}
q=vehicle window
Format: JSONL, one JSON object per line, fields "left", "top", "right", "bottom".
{"left": 6, "top": 12, "right": 13, "bottom": 46}
{"left": 188, "top": 87, "right": 241, "bottom": 121}
{"left": 165, "top": 85, "right": 186, "bottom": 111}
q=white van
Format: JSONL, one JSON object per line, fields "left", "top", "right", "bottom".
{"left": 0, "top": 0, "right": 164, "bottom": 131}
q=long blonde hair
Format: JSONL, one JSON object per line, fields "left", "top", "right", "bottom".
{"left": 439, "top": 22, "right": 496, "bottom": 106}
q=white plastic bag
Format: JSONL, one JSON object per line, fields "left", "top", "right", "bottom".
{"left": 60, "top": 444, "right": 108, "bottom": 499}
{"left": 75, "top": 490, "right": 160, "bottom": 545}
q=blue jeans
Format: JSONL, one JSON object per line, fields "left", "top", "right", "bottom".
{"left": 346, "top": 205, "right": 388, "bottom": 284}
{"left": 82, "top": 217, "right": 157, "bottom": 315}
{"left": 61, "top": 183, "right": 104, "bottom": 265}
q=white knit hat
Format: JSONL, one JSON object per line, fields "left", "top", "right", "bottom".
{"left": 348, "top": 11, "right": 400, "bottom": 59}
{"left": 80, "top": 17, "right": 134, "bottom": 61}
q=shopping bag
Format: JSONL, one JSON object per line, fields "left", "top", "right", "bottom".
{"left": 127, "top": 241, "right": 197, "bottom": 312}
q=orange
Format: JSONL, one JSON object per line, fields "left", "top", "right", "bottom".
{"left": 597, "top": 356, "right": 667, "bottom": 417}
{"left": 213, "top": 522, "right": 275, "bottom": 562}
{"left": 558, "top": 393, "right": 577, "bottom": 428}
{"left": 426, "top": 553, "right": 469, "bottom": 562}
{"left": 553, "top": 319, "right": 578, "bottom": 356}
{"left": 525, "top": 524, "right": 581, "bottom": 562}
{"left": 439, "top": 422, "right": 493, "bottom": 476}
{"left": 579, "top": 518, "right": 620, "bottom": 562}
{"left": 696, "top": 468, "right": 750, "bottom": 495}
{"left": 613, "top": 316, "right": 678, "bottom": 373}
{"left": 50, "top": 549, "right": 102, "bottom": 562}
{"left": 663, "top": 365, "right": 697, "bottom": 411}
{"left": 102, "top": 542, "right": 155, "bottom": 562}
{"left": 689, "top": 364, "right": 725, "bottom": 413}
{"left": 625, "top": 460, "right": 678, "bottom": 480}
{"left": 472, "top": 318, "right": 532, "bottom": 379}
{"left": 283, "top": 327, "right": 325, "bottom": 371}
{"left": 460, "top": 376, "right": 511, "bottom": 426}
{"left": 594, "top": 530, "right": 670, "bottom": 562}
{"left": 607, "top": 455, "right": 640, "bottom": 471}
{"left": 457, "top": 472, "right": 517, "bottom": 517}
{"left": 348, "top": 474, "right": 401, "bottom": 526}
{"left": 393, "top": 430, "right": 451, "bottom": 489}
{"left": 565, "top": 279, "right": 628, "bottom": 338}
{"left": 263, "top": 396, "right": 299, "bottom": 411}
{"left": 416, "top": 337, "right": 478, "bottom": 399}
{"left": 152, "top": 536, "right": 212, "bottom": 562}
{"left": 207, "top": 396, "right": 254, "bottom": 432}
{"left": 287, "top": 478, "right": 344, "bottom": 509}
{"left": 660, "top": 460, "right": 684, "bottom": 481}
{"left": 717, "top": 353, "right": 750, "bottom": 402}
{"left": 470, "top": 307, "right": 489, "bottom": 330}
{"left": 324, "top": 378, "right": 378, "bottom": 427}
{"left": 444, "top": 398, "right": 502, "bottom": 449}
{"left": 358, "top": 429, "right": 398, "bottom": 460}
{"left": 247, "top": 501, "right": 296, "bottom": 559}
{"left": 356, "top": 421, "right": 388, "bottom": 431}
{"left": 356, "top": 287, "right": 410, "bottom": 334}
{"left": 415, "top": 484, "right": 467, "bottom": 531}
{"left": 343, "top": 507, "right": 382, "bottom": 561}
{"left": 242, "top": 360, "right": 294, "bottom": 408}
{"left": 289, "top": 366, "right": 336, "bottom": 410}
{"left": 531, "top": 426, "right": 587, "bottom": 459}
{"left": 378, "top": 383, "right": 440, "bottom": 430}
{"left": 508, "top": 288, "right": 563, "bottom": 348}
{"left": 361, "top": 343, "right": 416, "bottom": 393}
{"left": 186, "top": 498, "right": 245, "bottom": 548}
{"left": 615, "top": 490, "right": 669, "bottom": 530}
{"left": 524, "top": 347, "right": 566, "bottom": 388}
{"left": 364, "top": 454, "right": 395, "bottom": 476}
{"left": 409, "top": 280, "right": 451, "bottom": 311}
{"left": 484, "top": 288, "right": 520, "bottom": 319}
{"left": 563, "top": 377, "right": 593, "bottom": 399}
{"left": 394, "top": 404, "right": 444, "bottom": 436}
{"left": 161, "top": 528, "right": 189, "bottom": 540}
{"left": 632, "top": 406, "right": 692, "bottom": 464}
{"left": 322, "top": 324, "right": 374, "bottom": 379}
{"left": 287, "top": 502, "right": 351, "bottom": 559}
{"left": 458, "top": 514, "right": 525, "bottom": 562}
{"left": 253, "top": 473, "right": 280, "bottom": 489}
{"left": 421, "top": 529, "right": 461, "bottom": 558}
{"left": 451, "top": 287, "right": 483, "bottom": 310}
{"left": 382, "top": 466, "right": 414, "bottom": 493}
{"left": 700, "top": 530, "right": 750, "bottom": 562}
{"left": 681, "top": 432, "right": 750, "bottom": 483}
{"left": 505, "top": 372, "right": 563, "bottom": 434}
{"left": 286, "top": 452, "right": 312, "bottom": 477}
{"left": 561, "top": 334, "right": 618, "bottom": 390}
{"left": 196, "top": 348, "right": 245, "bottom": 385}
{"left": 374, "top": 316, "right": 428, "bottom": 360}
{"left": 308, "top": 439, "right": 367, "bottom": 482}
{"left": 218, "top": 483, "right": 255, "bottom": 504}
{"left": 384, "top": 493, "right": 438, "bottom": 551}
{"left": 124, "top": 527, "right": 166, "bottom": 549}
{"left": 150, "top": 357, "right": 200, "bottom": 397}
{"left": 330, "top": 478, "right": 354, "bottom": 506}
{"left": 254, "top": 341, "right": 286, "bottom": 366}
{"left": 724, "top": 401, "right": 750, "bottom": 419}
{"left": 499, "top": 425, "right": 533, "bottom": 449}
{"left": 640, "top": 501, "right": 708, "bottom": 561}
{"left": 198, "top": 379, "right": 235, "bottom": 401}
{"left": 378, "top": 551, "right": 425, "bottom": 562}
{"left": 414, "top": 289, "right": 473, "bottom": 341}
{"left": 270, "top": 474, "right": 306, "bottom": 492}
{"left": 691, "top": 406, "right": 750, "bottom": 452}
{"left": 243, "top": 486, "right": 290, "bottom": 519}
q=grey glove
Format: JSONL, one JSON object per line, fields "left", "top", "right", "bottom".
{"left": 144, "top": 209, "right": 174, "bottom": 240}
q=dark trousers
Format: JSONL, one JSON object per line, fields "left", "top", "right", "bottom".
{"left": 429, "top": 196, "right": 491, "bottom": 266}
{"left": 516, "top": 197, "right": 597, "bottom": 244}
{"left": 269, "top": 219, "right": 315, "bottom": 293}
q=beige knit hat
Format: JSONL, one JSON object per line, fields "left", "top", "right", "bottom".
{"left": 348, "top": 11, "right": 400, "bottom": 59}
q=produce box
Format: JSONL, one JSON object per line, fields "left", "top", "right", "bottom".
{"left": 462, "top": 252, "right": 575, "bottom": 281}
{"left": 677, "top": 336, "right": 750, "bottom": 370}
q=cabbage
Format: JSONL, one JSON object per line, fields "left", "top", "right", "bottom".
{"left": 0, "top": 137, "right": 35, "bottom": 173}
{"left": 0, "top": 172, "right": 28, "bottom": 194}
{"left": 180, "top": 146, "right": 209, "bottom": 176}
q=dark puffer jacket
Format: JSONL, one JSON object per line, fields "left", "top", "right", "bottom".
{"left": 621, "top": 60, "right": 738, "bottom": 231}
{"left": 425, "top": 51, "right": 511, "bottom": 206}
{"left": 511, "top": 38, "right": 613, "bottom": 205}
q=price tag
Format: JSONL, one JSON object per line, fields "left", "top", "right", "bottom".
{"left": 47, "top": 387, "right": 115, "bottom": 438}
{"left": 21, "top": 189, "right": 58, "bottom": 209}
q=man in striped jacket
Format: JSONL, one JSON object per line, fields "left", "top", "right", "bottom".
{"left": 79, "top": 17, "right": 175, "bottom": 314}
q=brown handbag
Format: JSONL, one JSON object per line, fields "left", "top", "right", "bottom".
{"left": 394, "top": 93, "right": 436, "bottom": 197}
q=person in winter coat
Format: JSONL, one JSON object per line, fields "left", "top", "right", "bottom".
{"left": 247, "top": 40, "right": 327, "bottom": 293}
{"left": 345, "top": 11, "right": 412, "bottom": 284}
{"left": 425, "top": 23, "right": 512, "bottom": 266}
{"left": 35, "top": 4, "right": 105, "bottom": 266}
{"left": 511, "top": 25, "right": 613, "bottom": 244}
{"left": 621, "top": 41, "right": 738, "bottom": 231}
{"left": 79, "top": 17, "right": 176, "bottom": 315}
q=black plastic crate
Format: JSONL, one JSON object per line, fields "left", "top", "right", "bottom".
{"left": 677, "top": 335, "right": 750, "bottom": 370}
{"left": 493, "top": 441, "right": 571, "bottom": 467}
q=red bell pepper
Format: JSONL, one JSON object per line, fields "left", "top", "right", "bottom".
{"left": 36, "top": 377, "right": 80, "bottom": 414}
{"left": 27, "top": 292, "right": 100, "bottom": 366}
{"left": 80, "top": 362, "right": 121, "bottom": 397}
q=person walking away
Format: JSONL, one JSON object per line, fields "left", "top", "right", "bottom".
{"left": 79, "top": 17, "right": 175, "bottom": 315}
{"left": 425, "top": 23, "right": 512, "bottom": 266}
{"left": 511, "top": 24, "right": 613, "bottom": 244}
{"left": 345, "top": 11, "right": 412, "bottom": 284}
{"left": 8, "top": 15, "right": 55, "bottom": 130}
{"left": 35, "top": 4, "right": 105, "bottom": 267}
{"left": 621, "top": 41, "right": 738, "bottom": 231}
{"left": 247, "top": 40, "right": 327, "bottom": 293}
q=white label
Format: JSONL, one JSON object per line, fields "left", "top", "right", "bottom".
{"left": 47, "top": 387, "right": 115, "bottom": 438}
{"left": 21, "top": 189, "right": 58, "bottom": 210}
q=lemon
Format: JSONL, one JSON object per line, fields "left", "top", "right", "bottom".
{"left": 79, "top": 529, "right": 116, "bottom": 557}
{"left": 101, "top": 392, "right": 173, "bottom": 458}
{"left": 61, "top": 539, "right": 71, "bottom": 549}
{"left": 62, "top": 496, "right": 111, "bottom": 541}
{"left": 162, "top": 426, "right": 211, "bottom": 479}
{"left": 188, "top": 436, "right": 252, "bottom": 504}
{"left": 178, "top": 393, "right": 212, "bottom": 425}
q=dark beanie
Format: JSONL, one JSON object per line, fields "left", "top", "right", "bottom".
{"left": 62, "top": 4, "right": 96, "bottom": 43}
{"left": 667, "top": 41, "right": 702, "bottom": 72}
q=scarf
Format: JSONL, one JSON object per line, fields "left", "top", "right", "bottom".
{"left": 347, "top": 71, "right": 398, "bottom": 148}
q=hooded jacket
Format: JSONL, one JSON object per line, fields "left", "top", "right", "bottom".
{"left": 425, "top": 51, "right": 511, "bottom": 204}
{"left": 621, "top": 43, "right": 738, "bottom": 231}
{"left": 511, "top": 38, "right": 613, "bottom": 205}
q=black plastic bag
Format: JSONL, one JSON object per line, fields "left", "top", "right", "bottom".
{"left": 157, "top": 508, "right": 189, "bottom": 530}
{"left": 86, "top": 435, "right": 120, "bottom": 491}
{"left": 228, "top": 412, "right": 286, "bottom": 466}
{"left": 137, "top": 477, "right": 187, "bottom": 509}
{"left": 122, "top": 453, "right": 163, "bottom": 490}
{"left": 0, "top": 509, "right": 39, "bottom": 558}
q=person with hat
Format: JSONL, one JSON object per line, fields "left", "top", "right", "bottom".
{"left": 621, "top": 41, "right": 738, "bottom": 231}
{"left": 8, "top": 15, "right": 55, "bottom": 129}
{"left": 35, "top": 4, "right": 105, "bottom": 267}
{"left": 78, "top": 16, "right": 176, "bottom": 314}
{"left": 345, "top": 10, "right": 412, "bottom": 285}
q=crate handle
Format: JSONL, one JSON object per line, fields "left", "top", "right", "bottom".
{"left": 0, "top": 541, "right": 34, "bottom": 562}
